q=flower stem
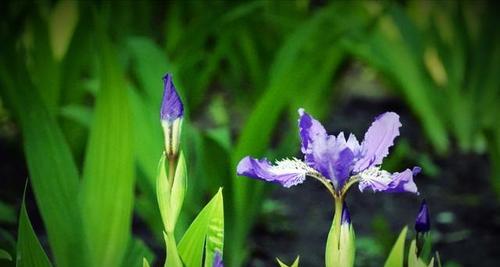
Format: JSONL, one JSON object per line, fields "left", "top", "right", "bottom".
{"left": 325, "top": 197, "right": 344, "bottom": 267}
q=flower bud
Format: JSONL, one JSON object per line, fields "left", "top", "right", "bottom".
{"left": 160, "top": 74, "right": 183, "bottom": 159}
{"left": 339, "top": 202, "right": 355, "bottom": 267}
{"left": 415, "top": 199, "right": 430, "bottom": 234}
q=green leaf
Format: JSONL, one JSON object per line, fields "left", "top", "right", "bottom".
{"left": 170, "top": 153, "right": 188, "bottom": 232}
{"left": 127, "top": 37, "right": 170, "bottom": 102}
{"left": 156, "top": 152, "right": 186, "bottom": 267}
{"left": 156, "top": 152, "right": 187, "bottom": 233}
{"left": 164, "top": 231, "right": 182, "bottom": 267}
{"left": 384, "top": 226, "right": 408, "bottom": 267}
{"left": 142, "top": 258, "right": 151, "bottom": 267}
{"left": 80, "top": 17, "right": 135, "bottom": 267}
{"left": 0, "top": 47, "right": 84, "bottom": 267}
{"left": 277, "top": 256, "right": 300, "bottom": 267}
{"left": 16, "top": 197, "right": 52, "bottom": 267}
{"left": 203, "top": 189, "right": 224, "bottom": 267}
{"left": 178, "top": 189, "right": 224, "bottom": 267}
{"left": 0, "top": 249, "right": 12, "bottom": 261}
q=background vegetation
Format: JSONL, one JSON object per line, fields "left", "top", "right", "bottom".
{"left": 0, "top": 1, "right": 499, "bottom": 266}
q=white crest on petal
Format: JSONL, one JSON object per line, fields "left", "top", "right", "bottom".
{"left": 269, "top": 158, "right": 318, "bottom": 187}
{"left": 358, "top": 166, "right": 392, "bottom": 192}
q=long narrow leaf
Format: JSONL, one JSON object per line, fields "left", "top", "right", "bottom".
{"left": 178, "top": 189, "right": 224, "bottom": 267}
{"left": 0, "top": 48, "right": 84, "bottom": 267}
{"left": 80, "top": 17, "right": 135, "bottom": 267}
{"left": 16, "top": 197, "right": 52, "bottom": 267}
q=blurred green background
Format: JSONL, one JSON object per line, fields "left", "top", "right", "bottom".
{"left": 0, "top": 0, "right": 499, "bottom": 266}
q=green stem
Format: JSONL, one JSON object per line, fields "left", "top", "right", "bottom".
{"left": 164, "top": 231, "right": 183, "bottom": 267}
{"left": 325, "top": 197, "right": 344, "bottom": 267}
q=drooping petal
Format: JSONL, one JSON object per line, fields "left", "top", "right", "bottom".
{"left": 236, "top": 156, "right": 315, "bottom": 188}
{"left": 160, "top": 74, "right": 184, "bottom": 122}
{"left": 358, "top": 166, "right": 420, "bottom": 194}
{"left": 298, "top": 109, "right": 355, "bottom": 188}
{"left": 358, "top": 167, "right": 393, "bottom": 192}
{"left": 353, "top": 112, "right": 401, "bottom": 173}
{"left": 385, "top": 167, "right": 420, "bottom": 194}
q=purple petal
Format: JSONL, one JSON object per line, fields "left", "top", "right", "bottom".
{"left": 354, "top": 112, "right": 401, "bottom": 173}
{"left": 298, "top": 108, "right": 327, "bottom": 159}
{"left": 236, "top": 156, "right": 308, "bottom": 188}
{"left": 358, "top": 168, "right": 393, "bottom": 192}
{"left": 297, "top": 109, "right": 355, "bottom": 188}
{"left": 385, "top": 167, "right": 420, "bottom": 194}
{"left": 160, "top": 74, "right": 184, "bottom": 122}
{"left": 415, "top": 199, "right": 430, "bottom": 233}
{"left": 213, "top": 251, "right": 224, "bottom": 267}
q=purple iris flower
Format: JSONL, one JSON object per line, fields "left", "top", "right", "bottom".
{"left": 213, "top": 251, "right": 224, "bottom": 267}
{"left": 160, "top": 74, "right": 184, "bottom": 158}
{"left": 237, "top": 108, "right": 420, "bottom": 195}
{"left": 415, "top": 199, "right": 430, "bottom": 233}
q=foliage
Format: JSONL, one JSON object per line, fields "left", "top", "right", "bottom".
{"left": 0, "top": 1, "right": 498, "bottom": 266}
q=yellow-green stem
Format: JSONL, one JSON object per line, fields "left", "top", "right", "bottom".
{"left": 325, "top": 196, "right": 344, "bottom": 267}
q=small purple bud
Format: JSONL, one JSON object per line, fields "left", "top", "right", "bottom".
{"left": 160, "top": 74, "right": 184, "bottom": 122}
{"left": 213, "top": 251, "right": 224, "bottom": 267}
{"left": 341, "top": 202, "right": 351, "bottom": 225}
{"left": 160, "top": 74, "right": 184, "bottom": 158}
{"left": 415, "top": 199, "right": 430, "bottom": 233}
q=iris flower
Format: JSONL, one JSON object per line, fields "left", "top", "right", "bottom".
{"left": 237, "top": 108, "right": 420, "bottom": 198}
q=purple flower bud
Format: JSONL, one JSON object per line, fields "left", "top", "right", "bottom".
{"left": 160, "top": 74, "right": 184, "bottom": 158}
{"left": 415, "top": 199, "right": 430, "bottom": 233}
{"left": 160, "top": 74, "right": 183, "bottom": 122}
{"left": 341, "top": 201, "right": 351, "bottom": 225}
{"left": 213, "top": 251, "right": 224, "bottom": 267}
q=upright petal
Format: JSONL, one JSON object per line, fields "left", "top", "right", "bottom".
{"left": 298, "top": 109, "right": 355, "bottom": 188}
{"left": 237, "top": 156, "right": 314, "bottom": 188}
{"left": 160, "top": 74, "right": 184, "bottom": 122}
{"left": 354, "top": 112, "right": 401, "bottom": 173}
{"left": 298, "top": 108, "right": 327, "bottom": 157}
